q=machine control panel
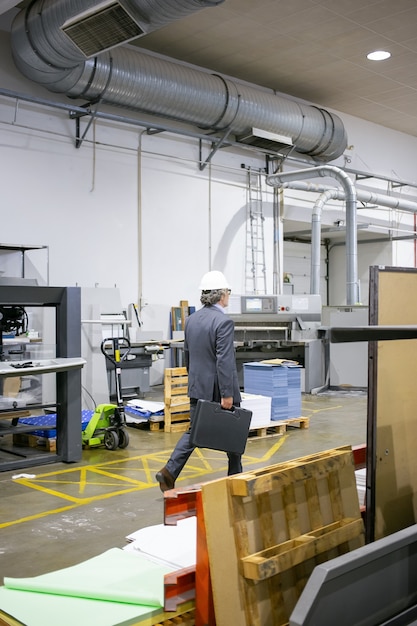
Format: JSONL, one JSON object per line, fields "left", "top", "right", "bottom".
{"left": 241, "top": 295, "right": 276, "bottom": 314}
{"left": 229, "top": 294, "right": 322, "bottom": 321}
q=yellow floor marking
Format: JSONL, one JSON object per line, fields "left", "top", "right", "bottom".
{"left": 3, "top": 438, "right": 289, "bottom": 529}
{"left": 0, "top": 504, "right": 81, "bottom": 529}
{"left": 79, "top": 466, "right": 87, "bottom": 495}
{"left": 244, "top": 435, "right": 287, "bottom": 462}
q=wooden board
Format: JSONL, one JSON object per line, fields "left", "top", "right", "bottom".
{"left": 202, "top": 446, "right": 364, "bottom": 626}
{"left": 201, "top": 477, "right": 246, "bottom": 624}
{"left": 368, "top": 266, "right": 417, "bottom": 541}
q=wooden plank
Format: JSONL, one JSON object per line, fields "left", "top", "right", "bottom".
{"left": 241, "top": 518, "right": 364, "bottom": 580}
{"left": 0, "top": 410, "right": 31, "bottom": 421}
{"left": 180, "top": 300, "right": 189, "bottom": 332}
{"left": 201, "top": 478, "right": 246, "bottom": 625}
{"left": 229, "top": 447, "right": 353, "bottom": 497}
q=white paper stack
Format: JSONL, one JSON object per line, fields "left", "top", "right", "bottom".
{"left": 124, "top": 399, "right": 165, "bottom": 424}
{"left": 355, "top": 468, "right": 366, "bottom": 507}
{"left": 241, "top": 393, "right": 272, "bottom": 429}
{"left": 124, "top": 516, "right": 196, "bottom": 570}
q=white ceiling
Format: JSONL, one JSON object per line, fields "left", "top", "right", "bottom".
{"left": 3, "top": 0, "right": 417, "bottom": 139}
{"left": 133, "top": 0, "right": 417, "bottom": 139}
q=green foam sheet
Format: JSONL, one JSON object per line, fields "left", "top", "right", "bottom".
{"left": 0, "top": 548, "right": 175, "bottom": 626}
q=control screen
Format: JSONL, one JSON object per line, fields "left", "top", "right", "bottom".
{"left": 242, "top": 296, "right": 276, "bottom": 313}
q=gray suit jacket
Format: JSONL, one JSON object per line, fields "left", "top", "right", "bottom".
{"left": 184, "top": 305, "right": 241, "bottom": 404}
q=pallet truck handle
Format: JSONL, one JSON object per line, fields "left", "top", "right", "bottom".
{"left": 100, "top": 337, "right": 131, "bottom": 366}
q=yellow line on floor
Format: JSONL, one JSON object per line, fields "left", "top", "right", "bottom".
{"left": 0, "top": 483, "right": 152, "bottom": 530}
{"left": 244, "top": 434, "right": 288, "bottom": 462}
{"left": 3, "top": 439, "right": 288, "bottom": 529}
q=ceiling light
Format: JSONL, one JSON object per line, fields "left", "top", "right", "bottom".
{"left": 367, "top": 50, "right": 391, "bottom": 61}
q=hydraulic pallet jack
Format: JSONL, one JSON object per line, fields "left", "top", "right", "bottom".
{"left": 82, "top": 337, "right": 131, "bottom": 450}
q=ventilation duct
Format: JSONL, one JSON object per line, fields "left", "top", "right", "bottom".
{"left": 61, "top": 1, "right": 145, "bottom": 57}
{"left": 279, "top": 181, "right": 417, "bottom": 296}
{"left": 11, "top": 0, "right": 348, "bottom": 161}
{"left": 266, "top": 166, "right": 359, "bottom": 305}
{"left": 237, "top": 128, "right": 293, "bottom": 152}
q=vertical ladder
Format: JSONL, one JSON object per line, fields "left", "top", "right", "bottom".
{"left": 245, "top": 168, "right": 267, "bottom": 294}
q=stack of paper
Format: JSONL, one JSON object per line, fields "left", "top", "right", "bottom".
{"left": 243, "top": 361, "right": 302, "bottom": 421}
{"left": 125, "top": 399, "right": 165, "bottom": 424}
{"left": 124, "top": 516, "right": 196, "bottom": 569}
{"left": 355, "top": 468, "right": 366, "bottom": 507}
{"left": 241, "top": 393, "right": 272, "bottom": 429}
{"left": 287, "top": 367, "right": 302, "bottom": 418}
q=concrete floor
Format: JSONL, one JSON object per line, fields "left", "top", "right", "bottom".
{"left": 0, "top": 389, "right": 367, "bottom": 586}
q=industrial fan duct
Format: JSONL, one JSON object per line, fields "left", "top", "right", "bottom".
{"left": 11, "top": 0, "right": 347, "bottom": 161}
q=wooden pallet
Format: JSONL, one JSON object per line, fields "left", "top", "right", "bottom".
{"left": 202, "top": 446, "right": 365, "bottom": 626}
{"left": 13, "top": 433, "right": 56, "bottom": 452}
{"left": 164, "top": 367, "right": 190, "bottom": 433}
{"left": 249, "top": 417, "right": 310, "bottom": 439}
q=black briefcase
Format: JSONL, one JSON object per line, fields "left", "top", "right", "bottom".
{"left": 190, "top": 400, "right": 253, "bottom": 455}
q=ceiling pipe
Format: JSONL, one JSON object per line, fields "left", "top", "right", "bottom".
{"left": 280, "top": 181, "right": 417, "bottom": 295}
{"left": 266, "top": 166, "right": 359, "bottom": 305}
{"left": 10, "top": 0, "right": 348, "bottom": 161}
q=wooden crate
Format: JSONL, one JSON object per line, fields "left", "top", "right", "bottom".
{"left": 202, "top": 446, "right": 365, "bottom": 626}
{"left": 164, "top": 367, "right": 190, "bottom": 433}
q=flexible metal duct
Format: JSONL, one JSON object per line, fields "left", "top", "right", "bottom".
{"left": 266, "top": 166, "right": 359, "bottom": 305}
{"left": 10, "top": 0, "right": 348, "bottom": 161}
{"left": 280, "top": 181, "right": 417, "bottom": 295}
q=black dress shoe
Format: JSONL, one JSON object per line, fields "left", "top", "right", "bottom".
{"left": 155, "top": 467, "right": 175, "bottom": 492}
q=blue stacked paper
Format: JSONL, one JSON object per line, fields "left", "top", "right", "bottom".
{"left": 18, "top": 410, "right": 93, "bottom": 438}
{"left": 243, "top": 361, "right": 302, "bottom": 422}
{"left": 287, "top": 366, "right": 302, "bottom": 418}
{"left": 244, "top": 362, "right": 287, "bottom": 421}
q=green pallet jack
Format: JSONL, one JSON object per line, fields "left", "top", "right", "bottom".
{"left": 82, "top": 337, "right": 131, "bottom": 450}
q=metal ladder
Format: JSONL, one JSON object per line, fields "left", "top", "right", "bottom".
{"left": 245, "top": 168, "right": 267, "bottom": 294}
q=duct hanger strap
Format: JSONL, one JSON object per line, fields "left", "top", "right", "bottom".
{"left": 198, "top": 75, "right": 241, "bottom": 131}
{"left": 301, "top": 107, "right": 336, "bottom": 157}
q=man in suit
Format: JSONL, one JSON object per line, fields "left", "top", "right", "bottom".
{"left": 156, "top": 270, "right": 242, "bottom": 492}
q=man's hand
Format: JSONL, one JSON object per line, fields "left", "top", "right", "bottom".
{"left": 221, "top": 396, "right": 233, "bottom": 410}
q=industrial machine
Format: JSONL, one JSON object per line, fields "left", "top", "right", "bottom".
{"left": 81, "top": 287, "right": 169, "bottom": 406}
{"left": 228, "top": 294, "right": 325, "bottom": 393}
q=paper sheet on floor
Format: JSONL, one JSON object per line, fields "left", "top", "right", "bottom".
{"left": 124, "top": 516, "right": 196, "bottom": 569}
{"left": 3, "top": 548, "right": 174, "bottom": 607}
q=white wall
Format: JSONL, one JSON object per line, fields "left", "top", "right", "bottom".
{"left": 1, "top": 29, "right": 417, "bottom": 360}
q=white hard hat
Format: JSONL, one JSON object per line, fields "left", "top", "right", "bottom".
{"left": 199, "top": 270, "right": 230, "bottom": 290}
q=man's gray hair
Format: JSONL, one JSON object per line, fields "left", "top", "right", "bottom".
{"left": 201, "top": 289, "right": 227, "bottom": 305}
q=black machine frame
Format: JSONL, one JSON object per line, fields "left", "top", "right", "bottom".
{"left": 0, "top": 285, "right": 83, "bottom": 471}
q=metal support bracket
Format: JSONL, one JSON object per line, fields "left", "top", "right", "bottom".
{"left": 199, "top": 128, "right": 233, "bottom": 171}
{"left": 69, "top": 101, "right": 104, "bottom": 149}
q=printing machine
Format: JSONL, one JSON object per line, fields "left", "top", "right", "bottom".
{"left": 228, "top": 294, "right": 325, "bottom": 393}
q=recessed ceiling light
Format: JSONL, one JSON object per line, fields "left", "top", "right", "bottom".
{"left": 367, "top": 50, "right": 391, "bottom": 61}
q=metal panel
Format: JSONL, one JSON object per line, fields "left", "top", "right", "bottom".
{"left": 290, "top": 524, "right": 417, "bottom": 626}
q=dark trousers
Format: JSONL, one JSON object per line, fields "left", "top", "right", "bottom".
{"left": 165, "top": 398, "right": 242, "bottom": 480}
